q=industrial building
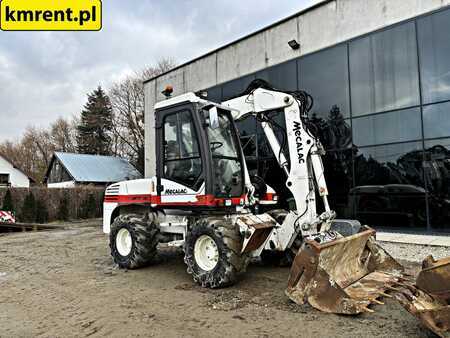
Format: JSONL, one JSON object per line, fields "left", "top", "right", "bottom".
{"left": 144, "top": 0, "right": 450, "bottom": 232}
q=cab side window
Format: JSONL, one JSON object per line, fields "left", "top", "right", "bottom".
{"left": 163, "top": 111, "right": 202, "bottom": 189}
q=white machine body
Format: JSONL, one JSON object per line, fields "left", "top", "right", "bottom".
{"left": 104, "top": 88, "right": 336, "bottom": 254}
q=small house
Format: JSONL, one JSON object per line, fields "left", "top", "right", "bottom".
{"left": 0, "top": 154, "right": 33, "bottom": 188}
{"left": 44, "top": 152, "right": 142, "bottom": 188}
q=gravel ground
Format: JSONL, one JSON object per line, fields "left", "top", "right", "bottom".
{"left": 0, "top": 223, "right": 437, "bottom": 338}
{"left": 379, "top": 241, "right": 450, "bottom": 263}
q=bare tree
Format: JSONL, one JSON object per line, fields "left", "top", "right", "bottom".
{"left": 141, "top": 58, "right": 177, "bottom": 81}
{"left": 50, "top": 117, "right": 77, "bottom": 153}
{"left": 0, "top": 116, "right": 78, "bottom": 183}
{"left": 0, "top": 59, "right": 175, "bottom": 181}
{"left": 109, "top": 58, "right": 177, "bottom": 173}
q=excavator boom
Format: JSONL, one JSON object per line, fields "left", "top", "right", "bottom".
{"left": 224, "top": 82, "right": 450, "bottom": 336}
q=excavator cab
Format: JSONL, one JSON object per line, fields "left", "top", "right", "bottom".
{"left": 154, "top": 96, "right": 247, "bottom": 210}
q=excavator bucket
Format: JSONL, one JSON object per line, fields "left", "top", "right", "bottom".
{"left": 286, "top": 226, "right": 405, "bottom": 314}
{"left": 395, "top": 255, "right": 450, "bottom": 338}
{"left": 416, "top": 255, "right": 450, "bottom": 300}
{"left": 286, "top": 227, "right": 450, "bottom": 336}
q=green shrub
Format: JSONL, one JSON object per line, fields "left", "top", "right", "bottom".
{"left": 57, "top": 191, "right": 70, "bottom": 221}
{"left": 2, "top": 189, "right": 14, "bottom": 212}
{"left": 79, "top": 193, "right": 97, "bottom": 219}
{"left": 21, "top": 191, "right": 36, "bottom": 223}
{"left": 35, "top": 199, "right": 49, "bottom": 224}
{"left": 86, "top": 193, "right": 97, "bottom": 218}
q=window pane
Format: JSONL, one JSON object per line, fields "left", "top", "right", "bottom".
{"left": 299, "top": 45, "right": 350, "bottom": 119}
{"left": 310, "top": 110, "right": 352, "bottom": 150}
{"left": 423, "top": 138, "right": 450, "bottom": 231}
{"left": 352, "top": 108, "right": 422, "bottom": 147}
{"left": 350, "top": 22, "right": 420, "bottom": 116}
{"left": 179, "top": 111, "right": 200, "bottom": 158}
{"left": 0, "top": 174, "right": 9, "bottom": 185}
{"left": 353, "top": 142, "right": 427, "bottom": 228}
{"left": 423, "top": 101, "right": 450, "bottom": 139}
{"left": 222, "top": 74, "right": 256, "bottom": 101}
{"left": 211, "top": 158, "right": 242, "bottom": 197}
{"left": 322, "top": 149, "right": 353, "bottom": 217}
{"left": 164, "top": 114, "right": 179, "bottom": 160}
{"left": 418, "top": 8, "right": 450, "bottom": 104}
{"left": 163, "top": 111, "right": 202, "bottom": 188}
{"left": 164, "top": 111, "right": 200, "bottom": 160}
{"left": 164, "top": 158, "right": 202, "bottom": 188}
{"left": 206, "top": 113, "right": 239, "bottom": 158}
{"left": 254, "top": 59, "right": 297, "bottom": 91}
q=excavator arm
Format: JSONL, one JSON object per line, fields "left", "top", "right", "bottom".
{"left": 224, "top": 87, "right": 335, "bottom": 241}
{"left": 224, "top": 84, "right": 450, "bottom": 336}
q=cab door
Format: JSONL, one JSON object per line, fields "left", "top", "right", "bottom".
{"left": 156, "top": 105, "right": 205, "bottom": 205}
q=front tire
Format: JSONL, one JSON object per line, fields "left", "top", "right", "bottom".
{"left": 184, "top": 218, "right": 249, "bottom": 288}
{"left": 110, "top": 213, "right": 160, "bottom": 269}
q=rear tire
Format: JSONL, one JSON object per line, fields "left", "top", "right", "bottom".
{"left": 184, "top": 218, "right": 249, "bottom": 288}
{"left": 110, "top": 213, "right": 160, "bottom": 269}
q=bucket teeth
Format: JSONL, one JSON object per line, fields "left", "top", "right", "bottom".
{"left": 286, "top": 227, "right": 404, "bottom": 315}
{"left": 286, "top": 228, "right": 450, "bottom": 337}
{"left": 378, "top": 292, "right": 393, "bottom": 298}
{"left": 386, "top": 286, "right": 402, "bottom": 292}
{"left": 370, "top": 298, "right": 384, "bottom": 305}
{"left": 361, "top": 307, "right": 375, "bottom": 313}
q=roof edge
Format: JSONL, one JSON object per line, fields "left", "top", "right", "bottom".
{"left": 0, "top": 153, "right": 36, "bottom": 183}
{"left": 44, "top": 152, "right": 143, "bottom": 184}
{"left": 43, "top": 153, "right": 76, "bottom": 184}
{"left": 143, "top": 0, "right": 331, "bottom": 84}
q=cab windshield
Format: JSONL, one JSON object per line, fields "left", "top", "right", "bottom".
{"left": 204, "top": 109, "right": 243, "bottom": 198}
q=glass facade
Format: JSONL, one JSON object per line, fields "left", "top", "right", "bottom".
{"left": 349, "top": 22, "right": 420, "bottom": 116}
{"left": 205, "top": 7, "right": 450, "bottom": 232}
{"left": 418, "top": 10, "right": 450, "bottom": 104}
{"left": 300, "top": 44, "right": 350, "bottom": 119}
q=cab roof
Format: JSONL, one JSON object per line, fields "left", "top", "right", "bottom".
{"left": 154, "top": 92, "right": 239, "bottom": 116}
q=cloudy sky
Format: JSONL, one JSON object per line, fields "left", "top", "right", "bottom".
{"left": 0, "top": 0, "right": 318, "bottom": 141}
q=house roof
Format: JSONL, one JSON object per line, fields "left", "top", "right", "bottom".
{"left": 45, "top": 152, "right": 142, "bottom": 183}
{"left": 0, "top": 153, "right": 36, "bottom": 183}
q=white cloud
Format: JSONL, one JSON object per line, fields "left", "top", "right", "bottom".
{"left": 0, "top": 0, "right": 318, "bottom": 141}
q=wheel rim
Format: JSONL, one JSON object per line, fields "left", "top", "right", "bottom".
{"left": 194, "top": 235, "right": 219, "bottom": 271}
{"left": 116, "top": 228, "right": 132, "bottom": 257}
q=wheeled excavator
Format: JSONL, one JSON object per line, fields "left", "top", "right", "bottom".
{"left": 103, "top": 82, "right": 450, "bottom": 337}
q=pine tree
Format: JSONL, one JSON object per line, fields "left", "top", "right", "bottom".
{"left": 77, "top": 86, "right": 113, "bottom": 155}
{"left": 2, "top": 189, "right": 13, "bottom": 212}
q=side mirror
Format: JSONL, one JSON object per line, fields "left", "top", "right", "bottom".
{"left": 209, "top": 106, "right": 219, "bottom": 129}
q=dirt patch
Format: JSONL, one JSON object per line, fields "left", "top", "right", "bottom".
{"left": 207, "top": 290, "right": 249, "bottom": 311}
{"left": 0, "top": 223, "right": 434, "bottom": 337}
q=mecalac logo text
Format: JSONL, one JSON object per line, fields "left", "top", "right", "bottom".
{"left": 293, "top": 121, "right": 306, "bottom": 164}
{"left": 165, "top": 188, "right": 188, "bottom": 195}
